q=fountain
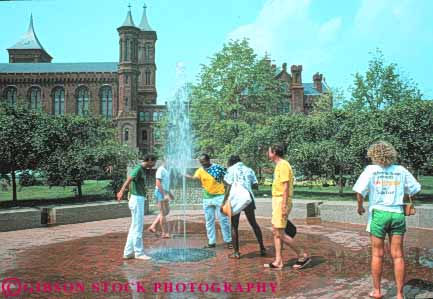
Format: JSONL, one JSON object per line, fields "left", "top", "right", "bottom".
{"left": 147, "top": 63, "right": 215, "bottom": 263}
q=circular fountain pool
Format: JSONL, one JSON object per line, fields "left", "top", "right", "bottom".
{"left": 148, "top": 247, "right": 216, "bottom": 263}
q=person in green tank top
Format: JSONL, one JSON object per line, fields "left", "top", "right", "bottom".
{"left": 117, "top": 155, "right": 156, "bottom": 260}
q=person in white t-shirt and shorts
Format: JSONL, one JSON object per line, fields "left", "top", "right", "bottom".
{"left": 353, "top": 141, "right": 421, "bottom": 299}
{"left": 148, "top": 160, "right": 174, "bottom": 238}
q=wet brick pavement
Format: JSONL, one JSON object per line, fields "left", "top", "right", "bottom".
{"left": 0, "top": 211, "right": 432, "bottom": 298}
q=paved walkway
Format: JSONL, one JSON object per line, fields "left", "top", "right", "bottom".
{"left": 1, "top": 211, "right": 432, "bottom": 298}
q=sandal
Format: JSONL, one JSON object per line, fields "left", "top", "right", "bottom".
{"left": 229, "top": 252, "right": 241, "bottom": 259}
{"left": 292, "top": 257, "right": 312, "bottom": 269}
{"left": 264, "top": 262, "right": 283, "bottom": 269}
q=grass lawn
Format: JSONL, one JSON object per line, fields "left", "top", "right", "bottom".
{"left": 0, "top": 180, "right": 111, "bottom": 202}
{"left": 1, "top": 177, "right": 432, "bottom": 205}
{"left": 256, "top": 176, "right": 433, "bottom": 203}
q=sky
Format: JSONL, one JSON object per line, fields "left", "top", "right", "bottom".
{"left": 1, "top": 0, "right": 432, "bottom": 103}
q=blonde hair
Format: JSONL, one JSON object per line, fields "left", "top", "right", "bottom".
{"left": 367, "top": 141, "right": 397, "bottom": 167}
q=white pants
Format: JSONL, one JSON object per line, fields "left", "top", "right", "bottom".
{"left": 123, "top": 195, "right": 145, "bottom": 257}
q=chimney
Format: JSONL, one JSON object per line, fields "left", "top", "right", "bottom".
{"left": 313, "top": 72, "right": 323, "bottom": 93}
{"left": 290, "top": 65, "right": 303, "bottom": 86}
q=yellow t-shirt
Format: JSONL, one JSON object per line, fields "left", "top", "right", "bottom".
{"left": 194, "top": 168, "right": 225, "bottom": 196}
{"left": 272, "top": 159, "right": 294, "bottom": 198}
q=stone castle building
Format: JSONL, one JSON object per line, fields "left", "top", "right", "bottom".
{"left": 0, "top": 5, "right": 163, "bottom": 155}
{"left": 273, "top": 62, "right": 329, "bottom": 114}
{"left": 0, "top": 4, "right": 328, "bottom": 156}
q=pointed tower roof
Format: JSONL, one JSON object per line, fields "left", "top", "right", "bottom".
{"left": 9, "top": 14, "right": 48, "bottom": 50}
{"left": 139, "top": 3, "right": 153, "bottom": 31}
{"left": 121, "top": 5, "right": 136, "bottom": 27}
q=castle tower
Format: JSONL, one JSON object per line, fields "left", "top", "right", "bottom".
{"left": 137, "top": 3, "right": 157, "bottom": 104}
{"left": 313, "top": 72, "right": 323, "bottom": 93}
{"left": 290, "top": 65, "right": 304, "bottom": 113}
{"left": 117, "top": 6, "right": 140, "bottom": 149}
{"left": 8, "top": 15, "right": 52, "bottom": 63}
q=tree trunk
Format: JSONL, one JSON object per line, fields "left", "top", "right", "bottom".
{"left": 11, "top": 169, "right": 17, "bottom": 204}
{"left": 339, "top": 169, "right": 343, "bottom": 196}
{"left": 77, "top": 181, "right": 83, "bottom": 199}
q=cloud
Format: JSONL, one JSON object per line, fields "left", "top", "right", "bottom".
{"left": 318, "top": 17, "right": 342, "bottom": 44}
{"left": 227, "top": 0, "right": 342, "bottom": 73}
{"left": 354, "top": 0, "right": 426, "bottom": 37}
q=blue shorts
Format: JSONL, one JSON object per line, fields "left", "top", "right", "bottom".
{"left": 154, "top": 189, "right": 166, "bottom": 202}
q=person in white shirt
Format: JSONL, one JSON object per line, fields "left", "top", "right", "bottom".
{"left": 353, "top": 141, "right": 421, "bottom": 299}
{"left": 148, "top": 160, "right": 173, "bottom": 238}
{"left": 223, "top": 155, "right": 266, "bottom": 259}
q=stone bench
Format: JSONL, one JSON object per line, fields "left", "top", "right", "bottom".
{"left": 40, "top": 200, "right": 149, "bottom": 226}
{"left": 0, "top": 207, "right": 41, "bottom": 232}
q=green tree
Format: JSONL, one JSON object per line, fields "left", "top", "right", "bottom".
{"left": 383, "top": 100, "right": 433, "bottom": 176}
{"left": 40, "top": 115, "right": 135, "bottom": 199}
{"left": 190, "top": 39, "right": 283, "bottom": 159}
{"left": 0, "top": 104, "right": 47, "bottom": 202}
{"left": 348, "top": 49, "right": 422, "bottom": 111}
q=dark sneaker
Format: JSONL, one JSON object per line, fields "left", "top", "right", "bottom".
{"left": 226, "top": 242, "right": 233, "bottom": 249}
{"left": 292, "top": 257, "right": 312, "bottom": 269}
{"left": 260, "top": 248, "right": 267, "bottom": 257}
{"left": 203, "top": 243, "right": 216, "bottom": 249}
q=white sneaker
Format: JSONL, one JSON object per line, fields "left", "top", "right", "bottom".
{"left": 123, "top": 254, "right": 135, "bottom": 259}
{"left": 135, "top": 254, "right": 151, "bottom": 260}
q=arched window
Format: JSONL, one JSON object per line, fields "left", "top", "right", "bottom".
{"left": 144, "top": 43, "right": 152, "bottom": 63}
{"left": 4, "top": 86, "right": 17, "bottom": 108}
{"left": 53, "top": 87, "right": 65, "bottom": 115}
{"left": 145, "top": 70, "right": 151, "bottom": 85}
{"left": 125, "top": 39, "right": 129, "bottom": 61}
{"left": 29, "top": 87, "right": 41, "bottom": 110}
{"left": 125, "top": 97, "right": 129, "bottom": 111}
{"left": 76, "top": 87, "right": 89, "bottom": 115}
{"left": 100, "top": 86, "right": 112, "bottom": 118}
{"left": 124, "top": 128, "right": 129, "bottom": 142}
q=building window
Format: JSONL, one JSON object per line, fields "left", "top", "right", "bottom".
{"left": 53, "top": 87, "right": 65, "bottom": 115}
{"left": 141, "top": 129, "right": 147, "bottom": 141}
{"left": 145, "top": 71, "right": 151, "bottom": 85}
{"left": 76, "top": 87, "right": 89, "bottom": 116}
{"left": 144, "top": 43, "right": 152, "bottom": 63}
{"left": 124, "top": 128, "right": 129, "bottom": 142}
{"left": 144, "top": 111, "right": 151, "bottom": 122}
{"left": 125, "top": 97, "right": 129, "bottom": 111}
{"left": 278, "top": 101, "right": 290, "bottom": 114}
{"left": 139, "top": 112, "right": 145, "bottom": 122}
{"left": 100, "top": 86, "right": 112, "bottom": 118}
{"left": 4, "top": 86, "right": 17, "bottom": 108}
{"left": 29, "top": 87, "right": 41, "bottom": 111}
{"left": 125, "top": 39, "right": 129, "bottom": 61}
{"left": 153, "top": 111, "right": 158, "bottom": 121}
{"left": 280, "top": 83, "right": 289, "bottom": 93}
